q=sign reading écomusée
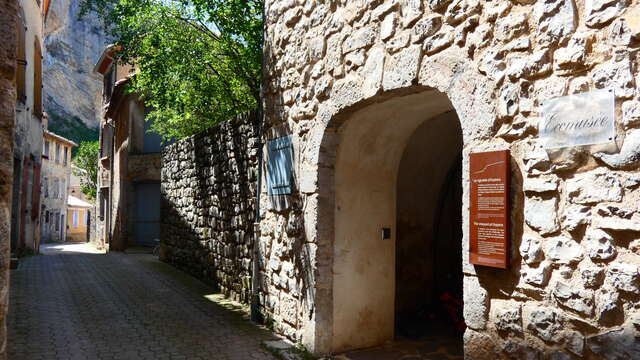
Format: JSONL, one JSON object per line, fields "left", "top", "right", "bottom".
{"left": 540, "top": 89, "right": 615, "bottom": 149}
{"left": 470, "top": 150, "right": 510, "bottom": 269}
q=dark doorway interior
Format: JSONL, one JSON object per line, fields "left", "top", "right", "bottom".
{"left": 395, "top": 112, "right": 464, "bottom": 344}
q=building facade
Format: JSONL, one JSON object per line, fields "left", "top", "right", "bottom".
{"left": 66, "top": 195, "right": 92, "bottom": 243}
{"left": 255, "top": 0, "right": 640, "bottom": 357}
{"left": 40, "top": 129, "right": 76, "bottom": 243}
{"left": 1, "top": 1, "right": 19, "bottom": 357}
{"left": 94, "top": 47, "right": 165, "bottom": 251}
{"left": 10, "top": 0, "right": 52, "bottom": 254}
{"left": 69, "top": 165, "right": 90, "bottom": 202}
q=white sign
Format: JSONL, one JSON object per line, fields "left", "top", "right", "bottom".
{"left": 540, "top": 89, "right": 615, "bottom": 149}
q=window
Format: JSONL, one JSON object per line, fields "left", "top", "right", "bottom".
{"left": 99, "top": 190, "right": 108, "bottom": 220}
{"left": 43, "top": 177, "right": 48, "bottom": 198}
{"left": 54, "top": 212, "right": 60, "bottom": 231}
{"left": 73, "top": 210, "right": 78, "bottom": 228}
{"left": 44, "top": 140, "right": 50, "bottom": 157}
{"left": 15, "top": 16, "right": 26, "bottom": 103}
{"left": 33, "top": 38, "right": 42, "bottom": 119}
{"left": 101, "top": 125, "right": 113, "bottom": 158}
{"left": 60, "top": 179, "right": 65, "bottom": 200}
{"left": 52, "top": 178, "right": 59, "bottom": 198}
{"left": 63, "top": 147, "right": 68, "bottom": 165}
{"left": 45, "top": 211, "right": 49, "bottom": 223}
{"left": 86, "top": 211, "right": 90, "bottom": 226}
{"left": 55, "top": 143, "right": 61, "bottom": 163}
{"left": 103, "top": 67, "right": 115, "bottom": 103}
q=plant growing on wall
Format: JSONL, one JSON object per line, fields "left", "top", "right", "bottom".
{"left": 80, "top": 0, "right": 263, "bottom": 140}
{"left": 73, "top": 141, "right": 99, "bottom": 200}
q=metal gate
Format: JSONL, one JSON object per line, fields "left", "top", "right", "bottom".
{"left": 133, "top": 182, "right": 161, "bottom": 247}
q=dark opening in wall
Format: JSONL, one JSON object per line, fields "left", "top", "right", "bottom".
{"left": 395, "top": 111, "right": 464, "bottom": 342}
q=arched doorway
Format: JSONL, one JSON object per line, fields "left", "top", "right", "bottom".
{"left": 329, "top": 88, "right": 464, "bottom": 352}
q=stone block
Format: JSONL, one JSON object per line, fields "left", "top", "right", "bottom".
{"left": 427, "top": 0, "right": 453, "bottom": 12}
{"left": 622, "top": 100, "right": 640, "bottom": 129}
{"left": 561, "top": 205, "right": 591, "bottom": 232}
{"left": 595, "top": 288, "right": 622, "bottom": 325}
{"left": 411, "top": 15, "right": 442, "bottom": 43}
{"left": 587, "top": 321, "right": 640, "bottom": 358}
{"left": 494, "top": 304, "right": 522, "bottom": 335}
{"left": 544, "top": 236, "right": 583, "bottom": 265}
{"left": 423, "top": 30, "right": 454, "bottom": 55}
{"left": 523, "top": 261, "right": 552, "bottom": 286}
{"left": 584, "top": 229, "right": 616, "bottom": 262}
{"left": 534, "top": 0, "right": 576, "bottom": 45}
{"left": 523, "top": 176, "right": 558, "bottom": 193}
{"left": 380, "top": 13, "right": 397, "bottom": 41}
{"left": 362, "top": 46, "right": 385, "bottom": 98}
{"left": 586, "top": 0, "right": 629, "bottom": 28}
{"left": 463, "top": 276, "right": 489, "bottom": 330}
{"left": 463, "top": 329, "right": 497, "bottom": 360}
{"left": 524, "top": 196, "right": 559, "bottom": 235}
{"left": 581, "top": 267, "right": 604, "bottom": 288}
{"left": 382, "top": 45, "right": 421, "bottom": 90}
{"left": 444, "top": 0, "right": 480, "bottom": 26}
{"left": 553, "top": 281, "right": 594, "bottom": 316}
{"left": 591, "top": 52, "right": 636, "bottom": 99}
{"left": 527, "top": 307, "right": 563, "bottom": 343}
{"left": 563, "top": 330, "right": 585, "bottom": 357}
{"left": 520, "top": 237, "right": 543, "bottom": 265}
{"left": 593, "top": 129, "right": 640, "bottom": 169}
{"left": 495, "top": 13, "right": 528, "bottom": 42}
{"left": 607, "top": 262, "right": 640, "bottom": 294}
{"left": 400, "top": 0, "right": 423, "bottom": 27}
{"left": 566, "top": 170, "right": 623, "bottom": 205}
{"left": 342, "top": 26, "right": 376, "bottom": 54}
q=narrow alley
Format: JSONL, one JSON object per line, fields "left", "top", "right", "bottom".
{"left": 7, "top": 244, "right": 277, "bottom": 360}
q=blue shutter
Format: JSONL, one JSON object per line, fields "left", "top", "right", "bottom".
{"left": 267, "top": 136, "right": 294, "bottom": 195}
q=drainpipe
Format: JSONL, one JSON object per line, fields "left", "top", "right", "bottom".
{"left": 250, "top": 4, "right": 267, "bottom": 324}
{"left": 251, "top": 108, "right": 263, "bottom": 323}
{"left": 107, "top": 121, "right": 115, "bottom": 251}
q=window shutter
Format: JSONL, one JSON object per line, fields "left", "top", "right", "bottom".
{"left": 16, "top": 19, "right": 26, "bottom": 103}
{"left": 31, "top": 162, "right": 41, "bottom": 220}
{"left": 33, "top": 39, "right": 42, "bottom": 119}
{"left": 266, "top": 136, "right": 294, "bottom": 196}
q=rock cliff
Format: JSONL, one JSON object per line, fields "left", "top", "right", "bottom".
{"left": 43, "top": 0, "right": 108, "bottom": 142}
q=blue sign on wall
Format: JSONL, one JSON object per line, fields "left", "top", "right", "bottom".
{"left": 266, "top": 135, "right": 294, "bottom": 195}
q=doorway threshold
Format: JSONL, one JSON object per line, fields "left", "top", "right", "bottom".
{"left": 332, "top": 335, "right": 463, "bottom": 360}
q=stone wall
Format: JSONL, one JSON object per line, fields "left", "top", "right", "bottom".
{"left": 161, "top": 112, "right": 260, "bottom": 303}
{"left": 0, "top": 1, "right": 17, "bottom": 357}
{"left": 261, "top": 0, "right": 640, "bottom": 357}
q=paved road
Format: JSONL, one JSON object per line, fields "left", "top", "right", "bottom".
{"left": 8, "top": 244, "right": 277, "bottom": 360}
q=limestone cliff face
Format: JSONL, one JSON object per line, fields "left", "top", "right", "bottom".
{"left": 43, "top": 0, "right": 108, "bottom": 139}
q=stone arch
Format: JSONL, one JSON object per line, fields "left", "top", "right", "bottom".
{"left": 304, "top": 49, "right": 502, "bottom": 354}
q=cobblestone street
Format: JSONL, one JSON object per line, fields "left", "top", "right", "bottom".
{"left": 8, "top": 244, "right": 278, "bottom": 360}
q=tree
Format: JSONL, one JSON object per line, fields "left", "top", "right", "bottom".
{"left": 73, "top": 141, "right": 99, "bottom": 200}
{"left": 80, "top": 0, "right": 263, "bottom": 140}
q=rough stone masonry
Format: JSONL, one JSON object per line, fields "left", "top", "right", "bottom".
{"left": 0, "top": 0, "right": 17, "bottom": 358}
{"left": 258, "top": 0, "right": 640, "bottom": 358}
{"left": 161, "top": 112, "right": 260, "bottom": 303}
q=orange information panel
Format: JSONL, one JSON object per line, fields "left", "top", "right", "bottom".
{"left": 469, "top": 150, "right": 510, "bottom": 269}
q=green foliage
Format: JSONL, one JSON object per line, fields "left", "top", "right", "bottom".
{"left": 80, "top": 0, "right": 263, "bottom": 140}
{"left": 73, "top": 141, "right": 100, "bottom": 201}
{"left": 47, "top": 110, "right": 99, "bottom": 156}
